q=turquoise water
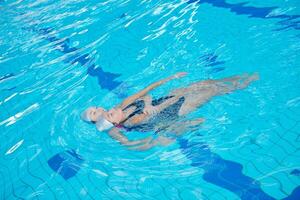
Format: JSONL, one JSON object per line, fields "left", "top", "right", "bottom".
{"left": 0, "top": 0, "right": 300, "bottom": 199}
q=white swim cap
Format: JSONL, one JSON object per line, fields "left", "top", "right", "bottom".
{"left": 81, "top": 107, "right": 114, "bottom": 131}
{"left": 95, "top": 116, "right": 114, "bottom": 131}
{"left": 80, "top": 107, "right": 94, "bottom": 123}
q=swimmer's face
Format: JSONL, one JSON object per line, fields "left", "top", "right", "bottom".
{"left": 87, "top": 107, "right": 124, "bottom": 124}
{"left": 105, "top": 108, "right": 124, "bottom": 124}
{"left": 86, "top": 107, "right": 106, "bottom": 122}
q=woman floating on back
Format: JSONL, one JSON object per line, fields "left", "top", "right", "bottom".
{"left": 81, "top": 72, "right": 259, "bottom": 150}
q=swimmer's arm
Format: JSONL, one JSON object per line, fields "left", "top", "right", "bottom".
{"left": 129, "top": 119, "right": 205, "bottom": 150}
{"left": 143, "top": 96, "right": 179, "bottom": 115}
{"left": 128, "top": 136, "right": 175, "bottom": 151}
{"left": 118, "top": 72, "right": 187, "bottom": 109}
{"left": 181, "top": 118, "right": 205, "bottom": 127}
{"left": 108, "top": 127, "right": 152, "bottom": 146}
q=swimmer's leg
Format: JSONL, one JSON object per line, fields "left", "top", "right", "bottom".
{"left": 171, "top": 73, "right": 259, "bottom": 116}
{"left": 213, "top": 73, "right": 259, "bottom": 95}
{"left": 183, "top": 73, "right": 259, "bottom": 94}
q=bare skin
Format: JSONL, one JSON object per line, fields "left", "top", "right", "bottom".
{"left": 84, "top": 72, "right": 259, "bottom": 150}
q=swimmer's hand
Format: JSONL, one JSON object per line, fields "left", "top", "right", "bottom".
{"left": 143, "top": 106, "right": 159, "bottom": 116}
{"left": 172, "top": 72, "right": 187, "bottom": 79}
{"left": 156, "top": 136, "right": 175, "bottom": 146}
{"left": 128, "top": 136, "right": 175, "bottom": 151}
{"left": 139, "top": 96, "right": 157, "bottom": 115}
{"left": 122, "top": 136, "right": 153, "bottom": 147}
{"left": 143, "top": 95, "right": 180, "bottom": 116}
{"left": 165, "top": 72, "right": 187, "bottom": 82}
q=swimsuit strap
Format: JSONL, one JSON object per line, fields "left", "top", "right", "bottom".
{"left": 120, "top": 99, "right": 145, "bottom": 124}
{"left": 151, "top": 95, "right": 174, "bottom": 106}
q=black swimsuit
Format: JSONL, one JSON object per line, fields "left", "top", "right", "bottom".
{"left": 120, "top": 96, "right": 185, "bottom": 132}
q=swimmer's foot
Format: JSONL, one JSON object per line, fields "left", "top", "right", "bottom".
{"left": 240, "top": 73, "right": 259, "bottom": 88}
{"left": 216, "top": 73, "right": 259, "bottom": 94}
{"left": 248, "top": 72, "right": 259, "bottom": 82}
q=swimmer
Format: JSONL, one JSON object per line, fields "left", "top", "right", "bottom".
{"left": 81, "top": 72, "right": 259, "bottom": 150}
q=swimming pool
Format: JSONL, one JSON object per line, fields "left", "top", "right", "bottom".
{"left": 0, "top": 0, "right": 299, "bottom": 199}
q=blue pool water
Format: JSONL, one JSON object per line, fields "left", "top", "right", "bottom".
{"left": 1, "top": 0, "right": 300, "bottom": 199}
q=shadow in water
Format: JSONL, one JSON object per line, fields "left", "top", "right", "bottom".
{"left": 24, "top": 26, "right": 122, "bottom": 91}
{"left": 178, "top": 137, "right": 300, "bottom": 200}
{"left": 187, "top": 0, "right": 300, "bottom": 31}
